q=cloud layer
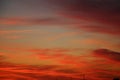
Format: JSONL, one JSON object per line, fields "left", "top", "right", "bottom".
{"left": 0, "top": 48, "right": 120, "bottom": 80}
{"left": 55, "top": 0, "right": 120, "bottom": 35}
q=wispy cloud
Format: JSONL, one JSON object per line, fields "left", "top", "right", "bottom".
{"left": 0, "top": 30, "right": 33, "bottom": 34}
{"left": 0, "top": 29, "right": 34, "bottom": 40}
{"left": 0, "top": 48, "right": 120, "bottom": 80}
{"left": 0, "top": 17, "right": 72, "bottom": 26}
{"left": 29, "top": 48, "right": 80, "bottom": 54}
{"left": 0, "top": 54, "right": 119, "bottom": 80}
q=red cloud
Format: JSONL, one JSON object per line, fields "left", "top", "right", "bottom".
{"left": 0, "top": 59, "right": 119, "bottom": 80}
{"left": 0, "top": 49, "right": 120, "bottom": 80}
{"left": 29, "top": 48, "right": 88, "bottom": 68}
{"left": 0, "top": 48, "right": 90, "bottom": 68}
{"left": 93, "top": 49, "right": 120, "bottom": 63}
{"left": 0, "top": 62, "right": 82, "bottom": 80}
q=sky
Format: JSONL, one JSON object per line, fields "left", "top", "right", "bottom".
{"left": 0, "top": 0, "right": 120, "bottom": 80}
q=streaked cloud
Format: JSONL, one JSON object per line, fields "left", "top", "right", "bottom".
{"left": 0, "top": 54, "right": 119, "bottom": 80}
{"left": 0, "top": 17, "right": 72, "bottom": 26}
{"left": 0, "top": 0, "right": 119, "bottom": 80}
{"left": 0, "top": 30, "right": 33, "bottom": 34}
{"left": 93, "top": 49, "right": 120, "bottom": 62}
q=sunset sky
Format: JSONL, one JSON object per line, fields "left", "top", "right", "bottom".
{"left": 0, "top": 0, "right": 120, "bottom": 80}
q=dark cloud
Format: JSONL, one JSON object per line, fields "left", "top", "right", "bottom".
{"left": 55, "top": 0, "right": 120, "bottom": 35}
{"left": 59, "top": 0, "right": 120, "bottom": 13}
{"left": 93, "top": 49, "right": 120, "bottom": 62}
{"left": 57, "top": 0, "right": 120, "bottom": 21}
{"left": 1, "top": 0, "right": 119, "bottom": 35}
{"left": 73, "top": 25, "right": 120, "bottom": 35}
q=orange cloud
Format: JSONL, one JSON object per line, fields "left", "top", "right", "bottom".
{"left": 0, "top": 49, "right": 120, "bottom": 80}
{"left": 0, "top": 30, "right": 33, "bottom": 35}
{"left": 0, "top": 17, "right": 70, "bottom": 26}
{"left": 0, "top": 61, "right": 82, "bottom": 80}
{"left": 29, "top": 48, "right": 88, "bottom": 68}
{"left": 0, "top": 29, "right": 34, "bottom": 40}
{"left": 0, "top": 57, "right": 119, "bottom": 80}
{"left": 0, "top": 45, "right": 31, "bottom": 53}
{"left": 29, "top": 48, "right": 80, "bottom": 54}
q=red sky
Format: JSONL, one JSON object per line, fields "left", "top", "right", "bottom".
{"left": 0, "top": 0, "right": 120, "bottom": 80}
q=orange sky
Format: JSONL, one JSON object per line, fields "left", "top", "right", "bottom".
{"left": 0, "top": 0, "right": 120, "bottom": 80}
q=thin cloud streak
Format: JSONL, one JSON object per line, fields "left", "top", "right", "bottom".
{"left": 0, "top": 17, "right": 73, "bottom": 26}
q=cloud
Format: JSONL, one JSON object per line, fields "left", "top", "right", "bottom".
{"left": 0, "top": 62, "right": 81, "bottom": 80}
{"left": 0, "top": 30, "right": 33, "bottom": 34}
{"left": 0, "top": 17, "right": 49, "bottom": 25}
{"left": 71, "top": 38, "right": 109, "bottom": 45}
{"left": 0, "top": 17, "right": 71, "bottom": 26}
{"left": 0, "top": 50, "right": 119, "bottom": 80}
{"left": 0, "top": 52, "right": 6, "bottom": 60}
{"left": 0, "top": 29, "right": 34, "bottom": 39}
{"left": 93, "top": 49, "right": 120, "bottom": 62}
{"left": 29, "top": 48, "right": 80, "bottom": 54}
{"left": 0, "top": 60, "right": 118, "bottom": 80}
{"left": 73, "top": 25, "right": 120, "bottom": 35}
{"left": 29, "top": 48, "right": 89, "bottom": 67}
{"left": 0, "top": 0, "right": 119, "bottom": 36}
{"left": 55, "top": 0, "right": 120, "bottom": 35}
